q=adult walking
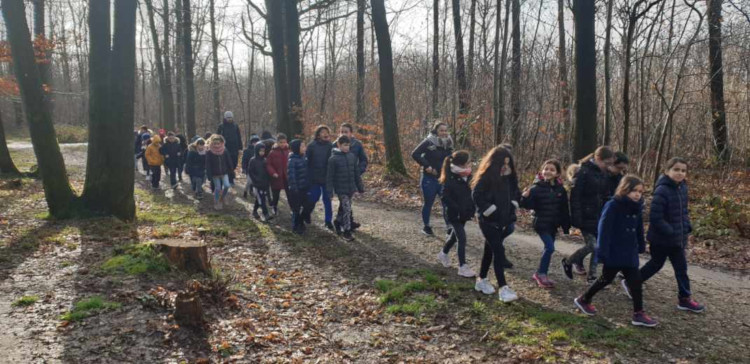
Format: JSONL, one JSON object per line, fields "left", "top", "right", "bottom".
{"left": 562, "top": 146, "right": 615, "bottom": 283}
{"left": 411, "top": 121, "right": 453, "bottom": 236}
{"left": 306, "top": 125, "right": 335, "bottom": 230}
{"left": 334, "top": 123, "right": 368, "bottom": 231}
{"left": 217, "top": 111, "right": 243, "bottom": 185}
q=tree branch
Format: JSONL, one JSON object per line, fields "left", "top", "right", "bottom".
{"left": 301, "top": 10, "right": 357, "bottom": 32}
{"left": 245, "top": 0, "right": 266, "bottom": 19}
{"left": 240, "top": 14, "right": 271, "bottom": 56}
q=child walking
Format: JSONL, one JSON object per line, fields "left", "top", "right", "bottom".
{"left": 160, "top": 132, "right": 183, "bottom": 189}
{"left": 287, "top": 140, "right": 310, "bottom": 234}
{"left": 248, "top": 142, "right": 272, "bottom": 222}
{"left": 326, "top": 135, "right": 364, "bottom": 241}
{"left": 573, "top": 175, "right": 659, "bottom": 327}
{"left": 630, "top": 157, "right": 704, "bottom": 313}
{"left": 242, "top": 135, "right": 261, "bottom": 199}
{"left": 520, "top": 160, "right": 571, "bottom": 288}
{"left": 186, "top": 138, "right": 207, "bottom": 199}
{"left": 307, "top": 125, "right": 335, "bottom": 230}
{"left": 205, "top": 135, "right": 234, "bottom": 210}
{"left": 145, "top": 135, "right": 165, "bottom": 189}
{"left": 436, "top": 150, "right": 476, "bottom": 278}
{"left": 472, "top": 146, "right": 521, "bottom": 303}
{"left": 266, "top": 133, "right": 290, "bottom": 216}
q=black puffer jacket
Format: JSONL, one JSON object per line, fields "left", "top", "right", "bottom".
{"left": 247, "top": 143, "right": 270, "bottom": 190}
{"left": 441, "top": 172, "right": 475, "bottom": 223}
{"left": 185, "top": 145, "right": 206, "bottom": 178}
{"left": 520, "top": 176, "right": 571, "bottom": 234}
{"left": 287, "top": 153, "right": 310, "bottom": 192}
{"left": 411, "top": 134, "right": 453, "bottom": 177}
{"left": 472, "top": 175, "right": 520, "bottom": 227}
{"left": 326, "top": 149, "right": 364, "bottom": 196}
{"left": 159, "top": 139, "right": 183, "bottom": 168}
{"left": 607, "top": 172, "right": 624, "bottom": 200}
{"left": 217, "top": 121, "right": 243, "bottom": 154}
{"left": 205, "top": 150, "right": 234, "bottom": 178}
{"left": 570, "top": 160, "right": 610, "bottom": 234}
{"left": 647, "top": 174, "right": 692, "bottom": 248}
{"left": 306, "top": 139, "right": 334, "bottom": 185}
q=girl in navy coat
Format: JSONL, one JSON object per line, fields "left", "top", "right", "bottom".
{"left": 637, "top": 157, "right": 704, "bottom": 313}
{"left": 436, "top": 150, "right": 476, "bottom": 278}
{"left": 573, "top": 175, "right": 658, "bottom": 328}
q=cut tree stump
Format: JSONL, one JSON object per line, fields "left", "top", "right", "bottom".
{"left": 174, "top": 291, "right": 204, "bottom": 328}
{"left": 156, "top": 239, "right": 211, "bottom": 273}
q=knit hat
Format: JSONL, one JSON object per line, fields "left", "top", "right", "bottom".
{"left": 290, "top": 139, "right": 303, "bottom": 155}
{"left": 224, "top": 111, "right": 234, "bottom": 119}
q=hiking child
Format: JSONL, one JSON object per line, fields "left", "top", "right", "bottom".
{"left": 411, "top": 120, "right": 453, "bottom": 236}
{"left": 242, "top": 135, "right": 261, "bottom": 199}
{"left": 248, "top": 142, "right": 272, "bottom": 222}
{"left": 520, "top": 159, "right": 571, "bottom": 288}
{"left": 205, "top": 134, "right": 234, "bottom": 210}
{"left": 306, "top": 125, "right": 335, "bottom": 230}
{"left": 326, "top": 135, "right": 365, "bottom": 241}
{"left": 266, "top": 133, "right": 290, "bottom": 216}
{"left": 562, "top": 146, "right": 616, "bottom": 283}
{"left": 472, "top": 146, "right": 521, "bottom": 303}
{"left": 145, "top": 135, "right": 165, "bottom": 189}
{"left": 186, "top": 138, "right": 207, "bottom": 199}
{"left": 335, "top": 123, "right": 368, "bottom": 230}
{"left": 287, "top": 140, "right": 311, "bottom": 234}
{"left": 436, "top": 150, "right": 476, "bottom": 278}
{"left": 134, "top": 126, "right": 149, "bottom": 172}
{"left": 573, "top": 175, "right": 659, "bottom": 328}
{"left": 217, "top": 111, "right": 243, "bottom": 185}
{"left": 160, "top": 132, "right": 183, "bottom": 189}
{"left": 629, "top": 157, "right": 704, "bottom": 313}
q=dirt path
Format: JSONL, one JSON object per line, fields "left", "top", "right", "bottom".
{"left": 2, "top": 142, "right": 749, "bottom": 363}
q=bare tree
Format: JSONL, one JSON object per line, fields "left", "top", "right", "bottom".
{"left": 451, "top": 0, "right": 470, "bottom": 113}
{"left": 182, "top": 0, "right": 197, "bottom": 137}
{"left": 707, "top": 0, "right": 730, "bottom": 162}
{"left": 209, "top": 0, "right": 222, "bottom": 124}
{"left": 573, "top": 0, "right": 598, "bottom": 160}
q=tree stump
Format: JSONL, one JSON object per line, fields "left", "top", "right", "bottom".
{"left": 156, "top": 239, "right": 211, "bottom": 274}
{"left": 174, "top": 291, "right": 204, "bottom": 328}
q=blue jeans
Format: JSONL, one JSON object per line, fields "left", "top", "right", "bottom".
{"left": 308, "top": 183, "right": 333, "bottom": 223}
{"left": 639, "top": 245, "right": 692, "bottom": 298}
{"left": 420, "top": 174, "right": 447, "bottom": 229}
{"left": 191, "top": 176, "right": 205, "bottom": 193}
{"left": 537, "top": 233, "right": 556, "bottom": 275}
{"left": 212, "top": 174, "right": 230, "bottom": 202}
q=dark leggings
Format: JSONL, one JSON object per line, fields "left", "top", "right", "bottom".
{"left": 582, "top": 266, "right": 644, "bottom": 312}
{"left": 479, "top": 222, "right": 513, "bottom": 287}
{"left": 639, "top": 244, "right": 692, "bottom": 298}
{"left": 443, "top": 221, "right": 467, "bottom": 266}
{"left": 271, "top": 188, "right": 288, "bottom": 208}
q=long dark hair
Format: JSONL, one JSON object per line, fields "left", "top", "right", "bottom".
{"left": 439, "top": 150, "right": 470, "bottom": 184}
{"left": 471, "top": 145, "right": 516, "bottom": 190}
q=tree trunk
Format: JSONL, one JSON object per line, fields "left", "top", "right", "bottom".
{"left": 371, "top": 0, "right": 407, "bottom": 175}
{"left": 157, "top": 239, "right": 211, "bottom": 273}
{"left": 32, "top": 0, "right": 51, "bottom": 87}
{"left": 467, "top": 0, "right": 477, "bottom": 90}
{"left": 175, "top": 0, "right": 185, "bottom": 131}
{"left": 246, "top": 51, "right": 255, "bottom": 140}
{"left": 266, "top": 0, "right": 290, "bottom": 135}
{"left": 494, "top": 0, "right": 511, "bottom": 144}
{"left": 572, "top": 0, "right": 598, "bottom": 160}
{"left": 431, "top": 0, "right": 440, "bottom": 119}
{"left": 182, "top": 0, "right": 197, "bottom": 138}
{"left": 174, "top": 291, "right": 204, "bottom": 328}
{"left": 622, "top": 16, "right": 636, "bottom": 154}
{"left": 603, "top": 0, "right": 613, "bottom": 145}
{"left": 2, "top": 0, "right": 75, "bottom": 217}
{"left": 492, "top": 0, "right": 501, "bottom": 142}
{"left": 144, "top": 0, "right": 175, "bottom": 131}
{"left": 510, "top": 0, "right": 521, "bottom": 145}
{"left": 451, "top": 0, "right": 469, "bottom": 114}
{"left": 0, "top": 112, "right": 20, "bottom": 175}
{"left": 707, "top": 0, "right": 730, "bottom": 162}
{"left": 209, "top": 0, "right": 222, "bottom": 125}
{"left": 284, "top": 0, "right": 303, "bottom": 137}
{"left": 557, "top": 0, "right": 571, "bottom": 158}
{"left": 356, "top": 0, "right": 366, "bottom": 125}
{"left": 162, "top": 0, "right": 175, "bottom": 131}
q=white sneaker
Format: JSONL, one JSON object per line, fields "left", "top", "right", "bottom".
{"left": 499, "top": 285, "right": 518, "bottom": 303}
{"left": 474, "top": 278, "right": 495, "bottom": 295}
{"left": 458, "top": 264, "right": 476, "bottom": 278}
{"left": 145, "top": 175, "right": 151, "bottom": 181}
{"left": 437, "top": 251, "right": 451, "bottom": 268}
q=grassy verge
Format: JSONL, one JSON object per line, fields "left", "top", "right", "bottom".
{"left": 60, "top": 296, "right": 121, "bottom": 322}
{"left": 12, "top": 295, "right": 39, "bottom": 307}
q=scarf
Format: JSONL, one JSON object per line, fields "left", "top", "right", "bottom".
{"left": 198, "top": 148, "right": 207, "bottom": 156}
{"left": 451, "top": 164, "right": 472, "bottom": 178}
{"left": 210, "top": 143, "right": 225, "bottom": 155}
{"left": 426, "top": 133, "right": 454, "bottom": 149}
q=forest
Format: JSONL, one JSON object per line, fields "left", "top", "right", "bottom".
{"left": 1, "top": 0, "right": 749, "bottom": 362}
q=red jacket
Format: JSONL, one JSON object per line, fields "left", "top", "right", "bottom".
{"left": 266, "top": 143, "right": 290, "bottom": 190}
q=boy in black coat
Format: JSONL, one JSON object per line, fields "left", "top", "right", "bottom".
{"left": 159, "top": 132, "right": 183, "bottom": 188}
{"left": 248, "top": 142, "right": 272, "bottom": 222}
{"left": 326, "top": 136, "right": 364, "bottom": 241}
{"left": 242, "top": 135, "right": 261, "bottom": 199}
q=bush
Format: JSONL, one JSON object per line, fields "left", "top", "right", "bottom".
{"left": 692, "top": 196, "right": 750, "bottom": 239}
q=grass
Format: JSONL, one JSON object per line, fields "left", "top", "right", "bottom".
{"left": 375, "top": 269, "right": 449, "bottom": 316}
{"left": 101, "top": 242, "right": 170, "bottom": 275}
{"left": 12, "top": 295, "right": 39, "bottom": 307}
{"left": 60, "top": 296, "right": 121, "bottom": 322}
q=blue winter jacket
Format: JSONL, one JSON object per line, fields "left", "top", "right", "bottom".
{"left": 287, "top": 153, "right": 310, "bottom": 192}
{"left": 647, "top": 174, "right": 692, "bottom": 248}
{"left": 597, "top": 196, "right": 646, "bottom": 268}
{"left": 305, "top": 139, "right": 333, "bottom": 184}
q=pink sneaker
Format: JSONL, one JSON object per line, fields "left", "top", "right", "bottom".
{"left": 532, "top": 273, "right": 554, "bottom": 288}
{"left": 572, "top": 263, "right": 587, "bottom": 276}
{"left": 574, "top": 296, "right": 597, "bottom": 316}
{"left": 632, "top": 311, "right": 659, "bottom": 327}
{"left": 677, "top": 297, "right": 705, "bottom": 313}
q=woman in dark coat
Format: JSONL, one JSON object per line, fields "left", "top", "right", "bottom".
{"left": 411, "top": 121, "right": 453, "bottom": 236}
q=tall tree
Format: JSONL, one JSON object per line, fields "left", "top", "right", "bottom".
{"left": 144, "top": 0, "right": 175, "bottom": 130}
{"left": 174, "top": 0, "right": 185, "bottom": 129}
{"left": 573, "top": 0, "right": 597, "bottom": 160}
{"left": 356, "top": 0, "right": 366, "bottom": 125}
{"left": 603, "top": 0, "right": 614, "bottom": 145}
{"left": 162, "top": 0, "right": 175, "bottom": 130}
{"left": 557, "top": 0, "right": 571, "bottom": 156}
{"left": 451, "top": 0, "right": 470, "bottom": 113}
{"left": 431, "top": 0, "right": 440, "bottom": 118}
{"left": 32, "top": 0, "right": 50, "bottom": 86}
{"left": 371, "top": 0, "right": 407, "bottom": 175}
{"left": 182, "top": 0, "right": 197, "bottom": 137}
{"left": 284, "top": 0, "right": 303, "bottom": 137}
{"left": 494, "top": 0, "right": 511, "bottom": 144}
{"left": 492, "top": 0, "right": 502, "bottom": 142}
{"left": 2, "top": 0, "right": 75, "bottom": 216}
{"left": 707, "top": 0, "right": 730, "bottom": 162}
{"left": 209, "top": 0, "right": 222, "bottom": 124}
{"left": 509, "top": 0, "right": 521, "bottom": 144}
{"left": 467, "top": 0, "right": 477, "bottom": 88}
{"left": 266, "top": 0, "right": 291, "bottom": 134}
{"left": 0, "top": 111, "right": 20, "bottom": 175}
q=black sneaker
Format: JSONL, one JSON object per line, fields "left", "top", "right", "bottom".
{"left": 325, "top": 221, "right": 335, "bottom": 231}
{"left": 243, "top": 190, "right": 248, "bottom": 199}
{"left": 503, "top": 257, "right": 514, "bottom": 269}
{"left": 342, "top": 231, "right": 355, "bottom": 242}
{"left": 351, "top": 221, "right": 361, "bottom": 231}
{"left": 252, "top": 211, "right": 260, "bottom": 219}
{"left": 561, "top": 259, "right": 573, "bottom": 280}
{"left": 422, "top": 226, "right": 434, "bottom": 236}
{"left": 333, "top": 220, "right": 342, "bottom": 235}
{"left": 303, "top": 214, "right": 311, "bottom": 225}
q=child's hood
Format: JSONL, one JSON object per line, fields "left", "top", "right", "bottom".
{"left": 332, "top": 148, "right": 347, "bottom": 156}
{"left": 151, "top": 135, "right": 162, "bottom": 144}
{"left": 253, "top": 142, "right": 267, "bottom": 158}
{"left": 655, "top": 174, "right": 683, "bottom": 189}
